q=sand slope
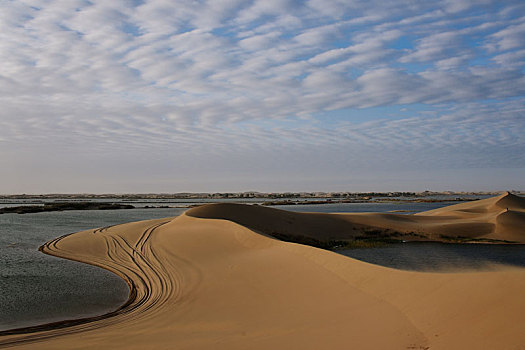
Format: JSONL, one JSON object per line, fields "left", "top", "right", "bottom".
{"left": 417, "top": 192, "right": 525, "bottom": 242}
{"left": 1, "top": 194, "right": 525, "bottom": 349}
{"left": 187, "top": 192, "right": 525, "bottom": 243}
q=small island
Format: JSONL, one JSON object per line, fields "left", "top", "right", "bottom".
{"left": 0, "top": 202, "right": 135, "bottom": 214}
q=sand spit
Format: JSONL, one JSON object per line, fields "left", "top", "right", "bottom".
{"left": 1, "top": 193, "right": 525, "bottom": 349}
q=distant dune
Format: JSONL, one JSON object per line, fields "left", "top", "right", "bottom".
{"left": 1, "top": 193, "right": 524, "bottom": 349}
{"left": 188, "top": 191, "right": 525, "bottom": 244}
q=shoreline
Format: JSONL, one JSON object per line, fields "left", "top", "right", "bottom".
{"left": 0, "top": 196, "right": 484, "bottom": 213}
{"left": 0, "top": 233, "right": 136, "bottom": 339}
{"left": 0, "top": 217, "right": 173, "bottom": 347}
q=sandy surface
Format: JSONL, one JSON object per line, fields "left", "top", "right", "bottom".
{"left": 1, "top": 193, "right": 524, "bottom": 349}
{"left": 187, "top": 192, "right": 525, "bottom": 243}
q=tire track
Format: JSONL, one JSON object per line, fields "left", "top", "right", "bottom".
{"left": 0, "top": 219, "right": 177, "bottom": 348}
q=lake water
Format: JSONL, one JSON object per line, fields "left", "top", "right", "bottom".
{"left": 0, "top": 207, "right": 186, "bottom": 331}
{"left": 337, "top": 242, "right": 525, "bottom": 271}
{"left": 270, "top": 201, "right": 461, "bottom": 213}
{"left": 1, "top": 199, "right": 524, "bottom": 332}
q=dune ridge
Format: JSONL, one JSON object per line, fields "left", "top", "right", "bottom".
{"left": 187, "top": 192, "right": 525, "bottom": 243}
{"left": 1, "top": 193, "right": 525, "bottom": 349}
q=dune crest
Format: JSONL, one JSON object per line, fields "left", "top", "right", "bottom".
{"left": 419, "top": 191, "right": 525, "bottom": 215}
{"left": 493, "top": 191, "right": 525, "bottom": 210}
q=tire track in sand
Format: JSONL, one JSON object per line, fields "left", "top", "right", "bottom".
{"left": 0, "top": 219, "right": 178, "bottom": 348}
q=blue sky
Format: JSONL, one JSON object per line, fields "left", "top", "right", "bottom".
{"left": 0, "top": 0, "right": 524, "bottom": 193}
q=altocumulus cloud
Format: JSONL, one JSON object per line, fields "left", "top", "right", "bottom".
{"left": 0, "top": 0, "right": 524, "bottom": 192}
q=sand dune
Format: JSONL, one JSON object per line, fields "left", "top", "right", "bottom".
{"left": 1, "top": 193, "right": 525, "bottom": 349}
{"left": 188, "top": 192, "right": 525, "bottom": 243}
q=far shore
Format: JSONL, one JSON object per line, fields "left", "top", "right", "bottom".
{"left": 0, "top": 192, "right": 497, "bottom": 214}
{"left": 1, "top": 190, "right": 518, "bottom": 201}
{"left": 0, "top": 202, "right": 135, "bottom": 214}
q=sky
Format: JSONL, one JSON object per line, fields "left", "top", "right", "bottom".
{"left": 1, "top": 0, "right": 524, "bottom": 193}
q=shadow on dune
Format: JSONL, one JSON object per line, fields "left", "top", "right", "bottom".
{"left": 187, "top": 192, "right": 525, "bottom": 245}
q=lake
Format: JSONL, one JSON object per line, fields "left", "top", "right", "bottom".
{"left": 337, "top": 242, "right": 525, "bottom": 271}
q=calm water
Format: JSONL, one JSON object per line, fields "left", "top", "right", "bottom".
{"left": 0, "top": 197, "right": 266, "bottom": 208}
{"left": 271, "top": 201, "right": 461, "bottom": 213}
{"left": 1, "top": 199, "right": 524, "bottom": 332}
{"left": 0, "top": 207, "right": 185, "bottom": 331}
{"left": 338, "top": 243, "right": 525, "bottom": 271}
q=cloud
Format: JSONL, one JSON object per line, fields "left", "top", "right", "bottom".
{"left": 0, "top": 0, "right": 524, "bottom": 191}
{"left": 400, "top": 31, "right": 464, "bottom": 63}
{"left": 486, "top": 20, "right": 525, "bottom": 52}
{"left": 238, "top": 31, "right": 281, "bottom": 50}
{"left": 491, "top": 49, "right": 525, "bottom": 67}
